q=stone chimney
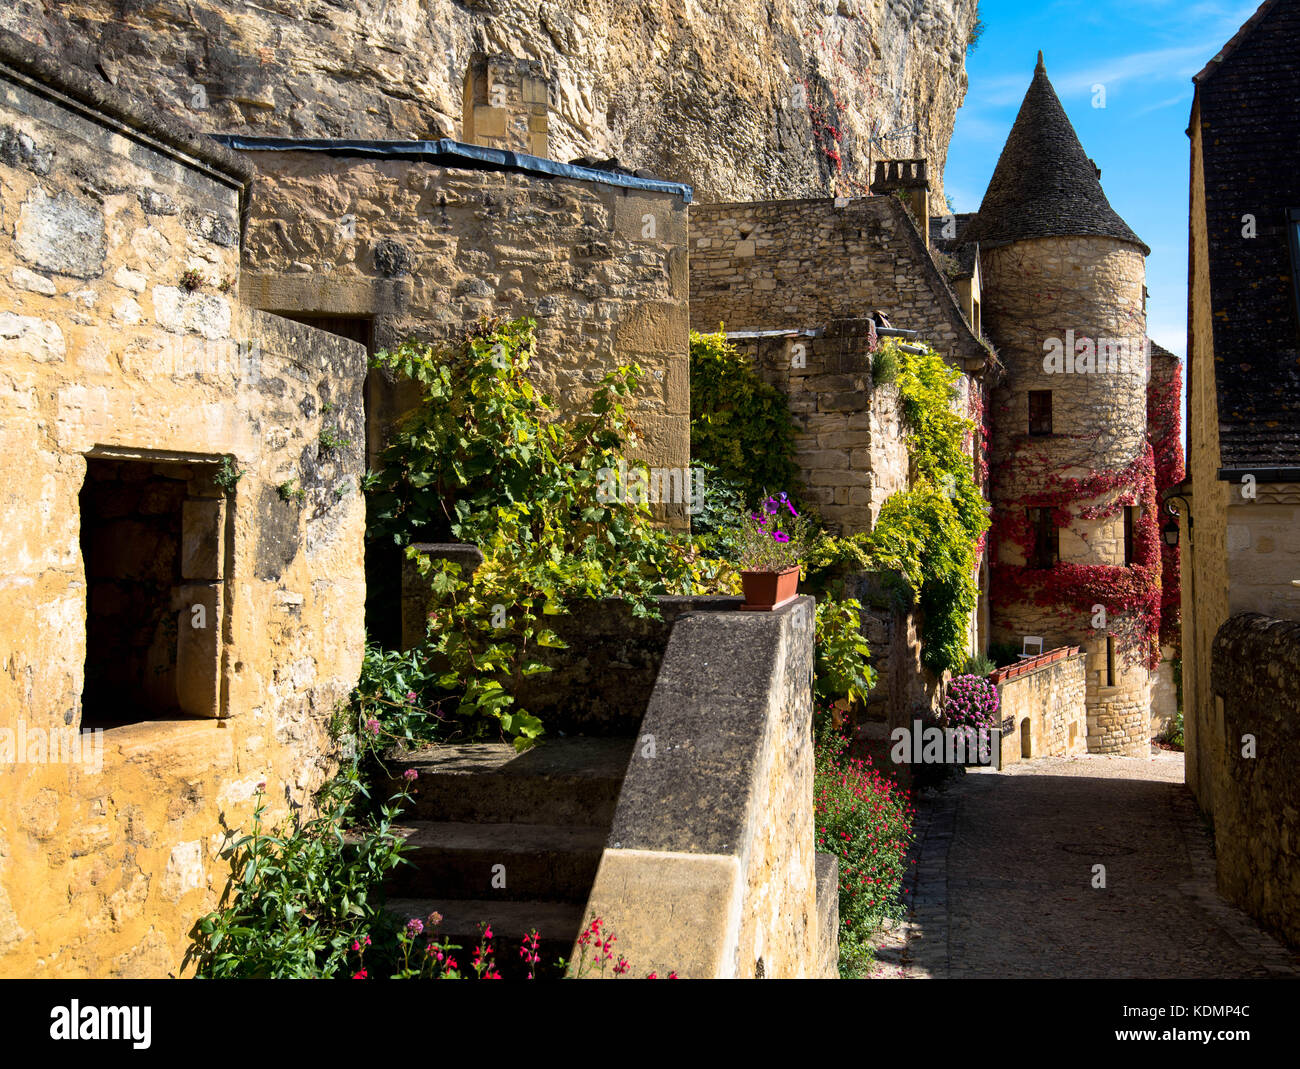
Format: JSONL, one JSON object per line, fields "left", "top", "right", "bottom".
{"left": 461, "top": 54, "right": 552, "bottom": 157}
{"left": 870, "top": 158, "right": 931, "bottom": 246}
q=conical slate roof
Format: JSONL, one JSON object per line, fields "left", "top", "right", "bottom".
{"left": 962, "top": 53, "right": 1149, "bottom": 254}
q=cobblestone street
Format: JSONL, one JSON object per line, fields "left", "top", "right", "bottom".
{"left": 871, "top": 750, "right": 1300, "bottom": 979}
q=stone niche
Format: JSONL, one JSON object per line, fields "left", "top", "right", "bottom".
{"left": 0, "top": 34, "right": 366, "bottom": 976}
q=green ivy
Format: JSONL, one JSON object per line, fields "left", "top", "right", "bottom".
{"left": 814, "top": 596, "right": 877, "bottom": 706}
{"left": 689, "top": 327, "right": 801, "bottom": 507}
{"left": 866, "top": 340, "right": 988, "bottom": 673}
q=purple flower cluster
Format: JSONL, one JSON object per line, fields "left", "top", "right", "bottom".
{"left": 942, "top": 674, "right": 1000, "bottom": 730}
{"left": 752, "top": 492, "right": 798, "bottom": 542}
{"left": 738, "top": 491, "right": 806, "bottom": 571}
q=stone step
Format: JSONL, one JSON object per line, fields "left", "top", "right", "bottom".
{"left": 386, "top": 898, "right": 586, "bottom": 980}
{"left": 385, "top": 736, "right": 634, "bottom": 826}
{"left": 386, "top": 820, "right": 607, "bottom": 901}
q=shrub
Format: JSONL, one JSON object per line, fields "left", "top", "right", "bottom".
{"left": 366, "top": 316, "right": 737, "bottom": 746}
{"left": 1163, "top": 709, "right": 1185, "bottom": 750}
{"left": 814, "top": 596, "right": 876, "bottom": 708}
{"left": 814, "top": 710, "right": 914, "bottom": 977}
{"left": 187, "top": 772, "right": 412, "bottom": 979}
{"left": 962, "top": 652, "right": 996, "bottom": 677}
{"left": 871, "top": 345, "right": 900, "bottom": 386}
{"left": 942, "top": 673, "right": 1000, "bottom": 731}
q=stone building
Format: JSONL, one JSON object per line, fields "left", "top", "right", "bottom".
{"left": 1178, "top": 0, "right": 1300, "bottom": 947}
{"left": 0, "top": 29, "right": 367, "bottom": 975}
{"left": 689, "top": 189, "right": 990, "bottom": 536}
{"left": 228, "top": 60, "right": 692, "bottom": 493}
{"left": 953, "top": 54, "right": 1179, "bottom": 757}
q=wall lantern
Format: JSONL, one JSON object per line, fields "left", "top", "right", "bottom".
{"left": 1163, "top": 494, "right": 1193, "bottom": 548}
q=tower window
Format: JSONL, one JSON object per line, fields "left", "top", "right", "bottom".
{"left": 1106, "top": 636, "right": 1116, "bottom": 687}
{"left": 1028, "top": 390, "right": 1053, "bottom": 436}
{"left": 1027, "top": 508, "right": 1059, "bottom": 569}
{"left": 1123, "top": 506, "right": 1137, "bottom": 565}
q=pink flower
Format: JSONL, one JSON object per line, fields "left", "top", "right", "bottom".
{"left": 366, "top": 718, "right": 381, "bottom": 735}
{"left": 403, "top": 768, "right": 419, "bottom": 781}
{"left": 406, "top": 917, "right": 424, "bottom": 936}
{"left": 352, "top": 968, "right": 367, "bottom": 979}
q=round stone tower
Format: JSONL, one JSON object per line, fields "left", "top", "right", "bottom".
{"left": 965, "top": 54, "right": 1155, "bottom": 757}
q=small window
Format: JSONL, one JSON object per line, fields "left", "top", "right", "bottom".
{"left": 80, "top": 454, "right": 227, "bottom": 729}
{"left": 1028, "top": 390, "right": 1053, "bottom": 436}
{"left": 1123, "top": 506, "right": 1137, "bottom": 566}
{"left": 1106, "top": 636, "right": 1116, "bottom": 688}
{"left": 1027, "top": 507, "right": 1059, "bottom": 569}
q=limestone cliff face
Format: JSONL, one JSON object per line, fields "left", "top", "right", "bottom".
{"left": 4, "top": 0, "right": 976, "bottom": 203}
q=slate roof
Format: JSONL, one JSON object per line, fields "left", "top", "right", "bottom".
{"left": 1192, "top": 0, "right": 1300, "bottom": 472}
{"left": 961, "top": 54, "right": 1149, "bottom": 254}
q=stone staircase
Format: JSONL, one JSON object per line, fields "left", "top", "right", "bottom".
{"left": 381, "top": 736, "right": 634, "bottom": 978}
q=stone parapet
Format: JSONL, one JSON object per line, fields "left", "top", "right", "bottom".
{"left": 579, "top": 596, "right": 823, "bottom": 977}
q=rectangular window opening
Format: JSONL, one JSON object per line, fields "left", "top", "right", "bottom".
{"left": 1123, "top": 505, "right": 1137, "bottom": 566}
{"left": 1106, "top": 636, "right": 1116, "bottom": 688}
{"left": 1028, "top": 507, "right": 1059, "bottom": 569}
{"left": 1028, "top": 390, "right": 1053, "bottom": 436}
{"left": 80, "top": 455, "right": 226, "bottom": 730}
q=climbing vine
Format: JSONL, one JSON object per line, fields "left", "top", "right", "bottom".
{"left": 989, "top": 440, "right": 1163, "bottom": 672}
{"left": 862, "top": 339, "right": 990, "bottom": 673}
{"left": 689, "top": 327, "right": 802, "bottom": 509}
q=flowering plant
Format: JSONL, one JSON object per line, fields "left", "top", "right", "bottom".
{"left": 736, "top": 492, "right": 810, "bottom": 572}
{"left": 813, "top": 708, "right": 914, "bottom": 977}
{"left": 942, "top": 674, "right": 1000, "bottom": 731}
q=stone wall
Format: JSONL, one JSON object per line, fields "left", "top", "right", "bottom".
{"left": 689, "top": 196, "right": 986, "bottom": 370}
{"left": 991, "top": 647, "right": 1086, "bottom": 766}
{"left": 581, "top": 597, "right": 830, "bottom": 977}
{"left": 732, "top": 320, "right": 909, "bottom": 534}
{"left": 0, "top": 42, "right": 365, "bottom": 976}
{"left": 1211, "top": 613, "right": 1300, "bottom": 949}
{"left": 4, "top": 0, "right": 978, "bottom": 204}
{"left": 238, "top": 147, "right": 691, "bottom": 511}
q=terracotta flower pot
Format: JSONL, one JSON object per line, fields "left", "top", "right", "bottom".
{"left": 740, "top": 566, "right": 800, "bottom": 611}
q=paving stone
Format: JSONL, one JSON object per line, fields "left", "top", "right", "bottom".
{"left": 869, "top": 750, "right": 1300, "bottom": 979}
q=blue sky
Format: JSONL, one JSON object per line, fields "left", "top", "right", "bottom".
{"left": 944, "top": 0, "right": 1265, "bottom": 359}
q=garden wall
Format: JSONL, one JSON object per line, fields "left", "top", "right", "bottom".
{"left": 990, "top": 647, "right": 1087, "bottom": 766}
{"left": 1211, "top": 612, "right": 1300, "bottom": 949}
{"left": 580, "top": 596, "right": 836, "bottom": 977}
